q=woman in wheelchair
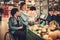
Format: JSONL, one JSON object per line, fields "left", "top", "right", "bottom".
{"left": 8, "top": 8, "right": 26, "bottom": 40}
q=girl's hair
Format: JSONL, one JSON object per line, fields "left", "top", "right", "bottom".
{"left": 20, "top": 2, "right": 26, "bottom": 10}
{"left": 11, "top": 8, "right": 18, "bottom": 16}
{"left": 30, "top": 6, "right": 36, "bottom": 11}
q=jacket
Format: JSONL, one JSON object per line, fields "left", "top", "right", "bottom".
{"left": 8, "top": 16, "right": 24, "bottom": 34}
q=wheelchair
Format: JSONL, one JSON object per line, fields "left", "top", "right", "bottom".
{"left": 4, "top": 29, "right": 18, "bottom": 40}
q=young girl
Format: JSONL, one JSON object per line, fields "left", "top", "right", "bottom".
{"left": 9, "top": 8, "right": 26, "bottom": 40}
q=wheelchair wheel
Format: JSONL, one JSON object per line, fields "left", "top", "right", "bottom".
{"left": 4, "top": 32, "right": 15, "bottom": 40}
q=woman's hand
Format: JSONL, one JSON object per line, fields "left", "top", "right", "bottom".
{"left": 18, "top": 26, "right": 23, "bottom": 29}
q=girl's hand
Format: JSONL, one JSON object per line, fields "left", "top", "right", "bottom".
{"left": 18, "top": 26, "right": 23, "bottom": 29}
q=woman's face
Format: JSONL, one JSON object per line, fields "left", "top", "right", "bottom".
{"left": 49, "top": 11, "right": 54, "bottom": 15}
{"left": 31, "top": 10, "right": 36, "bottom": 15}
{"left": 22, "top": 4, "right": 28, "bottom": 11}
{"left": 57, "top": 11, "right": 60, "bottom": 15}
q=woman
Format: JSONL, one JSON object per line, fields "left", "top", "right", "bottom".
{"left": 20, "top": 2, "right": 29, "bottom": 26}
{"left": 46, "top": 10, "right": 56, "bottom": 24}
{"left": 9, "top": 8, "right": 26, "bottom": 40}
{"left": 20, "top": 2, "right": 30, "bottom": 40}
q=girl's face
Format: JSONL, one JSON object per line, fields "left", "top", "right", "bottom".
{"left": 15, "top": 11, "right": 20, "bottom": 16}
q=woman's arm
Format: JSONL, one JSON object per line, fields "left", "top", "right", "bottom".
{"left": 20, "top": 11, "right": 29, "bottom": 22}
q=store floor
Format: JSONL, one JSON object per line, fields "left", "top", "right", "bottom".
{"left": 0, "top": 16, "right": 9, "bottom": 40}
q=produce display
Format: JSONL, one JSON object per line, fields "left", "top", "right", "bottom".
{"left": 28, "top": 20, "right": 60, "bottom": 40}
